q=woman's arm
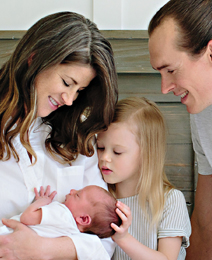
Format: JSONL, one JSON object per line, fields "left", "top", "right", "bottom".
{"left": 20, "top": 186, "right": 57, "bottom": 225}
{"left": 0, "top": 219, "right": 77, "bottom": 260}
{"left": 111, "top": 201, "right": 182, "bottom": 260}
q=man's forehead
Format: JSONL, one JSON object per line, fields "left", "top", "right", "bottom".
{"left": 148, "top": 18, "right": 179, "bottom": 66}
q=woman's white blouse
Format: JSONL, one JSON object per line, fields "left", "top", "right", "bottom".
{"left": 0, "top": 117, "right": 115, "bottom": 260}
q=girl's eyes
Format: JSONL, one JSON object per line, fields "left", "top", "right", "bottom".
{"left": 114, "top": 151, "right": 122, "bottom": 155}
{"left": 97, "top": 146, "right": 122, "bottom": 155}
{"left": 97, "top": 147, "right": 104, "bottom": 151}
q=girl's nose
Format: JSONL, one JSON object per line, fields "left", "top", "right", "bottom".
{"left": 100, "top": 151, "right": 111, "bottom": 162}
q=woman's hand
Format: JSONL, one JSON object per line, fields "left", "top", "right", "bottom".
{"left": 0, "top": 219, "right": 77, "bottom": 260}
{"left": 0, "top": 218, "right": 45, "bottom": 259}
{"left": 111, "top": 201, "right": 132, "bottom": 242}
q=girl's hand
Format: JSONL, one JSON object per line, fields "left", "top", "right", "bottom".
{"left": 34, "top": 185, "right": 57, "bottom": 204}
{"left": 111, "top": 201, "right": 132, "bottom": 242}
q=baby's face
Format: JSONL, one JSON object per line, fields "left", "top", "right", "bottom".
{"left": 64, "top": 185, "right": 103, "bottom": 218}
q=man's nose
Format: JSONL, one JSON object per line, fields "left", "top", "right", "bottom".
{"left": 161, "top": 75, "right": 176, "bottom": 94}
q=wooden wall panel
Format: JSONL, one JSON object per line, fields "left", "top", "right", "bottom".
{"left": 111, "top": 39, "right": 152, "bottom": 73}
{"left": 118, "top": 73, "right": 179, "bottom": 102}
{"left": 159, "top": 103, "right": 191, "bottom": 144}
{"left": 0, "top": 40, "right": 19, "bottom": 65}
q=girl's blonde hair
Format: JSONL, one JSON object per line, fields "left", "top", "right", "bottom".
{"left": 109, "top": 97, "right": 174, "bottom": 226}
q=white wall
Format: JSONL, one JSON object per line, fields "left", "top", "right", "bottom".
{"left": 0, "top": 0, "right": 168, "bottom": 30}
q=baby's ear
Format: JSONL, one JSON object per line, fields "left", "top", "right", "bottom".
{"left": 75, "top": 215, "right": 91, "bottom": 226}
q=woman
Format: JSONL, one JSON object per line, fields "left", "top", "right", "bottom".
{"left": 0, "top": 11, "right": 118, "bottom": 260}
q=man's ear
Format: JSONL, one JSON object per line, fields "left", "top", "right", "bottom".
{"left": 75, "top": 215, "right": 91, "bottom": 226}
{"left": 207, "top": 40, "right": 212, "bottom": 63}
{"left": 28, "top": 53, "right": 35, "bottom": 66}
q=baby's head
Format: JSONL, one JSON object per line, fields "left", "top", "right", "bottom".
{"left": 64, "top": 185, "right": 121, "bottom": 238}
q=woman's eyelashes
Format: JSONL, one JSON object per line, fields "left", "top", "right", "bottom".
{"left": 63, "top": 79, "right": 86, "bottom": 93}
{"left": 63, "top": 79, "right": 69, "bottom": 87}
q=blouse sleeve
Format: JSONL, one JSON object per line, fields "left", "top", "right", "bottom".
{"left": 157, "top": 189, "right": 191, "bottom": 248}
{"left": 70, "top": 234, "right": 115, "bottom": 260}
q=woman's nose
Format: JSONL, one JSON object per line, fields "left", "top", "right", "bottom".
{"left": 61, "top": 90, "right": 78, "bottom": 106}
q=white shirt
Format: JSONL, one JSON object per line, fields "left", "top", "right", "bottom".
{"left": 0, "top": 117, "right": 115, "bottom": 260}
{"left": 0, "top": 201, "right": 79, "bottom": 237}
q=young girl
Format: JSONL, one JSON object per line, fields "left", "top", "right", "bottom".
{"left": 97, "top": 97, "right": 191, "bottom": 260}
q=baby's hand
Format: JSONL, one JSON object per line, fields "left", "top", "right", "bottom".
{"left": 34, "top": 185, "right": 57, "bottom": 203}
{"left": 111, "top": 201, "right": 132, "bottom": 242}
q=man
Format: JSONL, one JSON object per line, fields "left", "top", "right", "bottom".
{"left": 148, "top": 0, "right": 212, "bottom": 259}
